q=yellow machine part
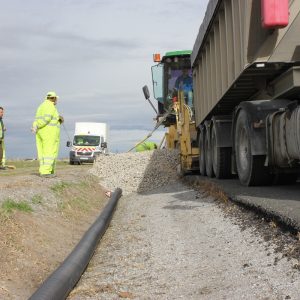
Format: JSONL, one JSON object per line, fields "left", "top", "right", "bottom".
{"left": 165, "top": 124, "right": 179, "bottom": 149}
{"left": 165, "top": 92, "right": 199, "bottom": 174}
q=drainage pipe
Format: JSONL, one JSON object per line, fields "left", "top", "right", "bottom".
{"left": 29, "top": 188, "right": 122, "bottom": 300}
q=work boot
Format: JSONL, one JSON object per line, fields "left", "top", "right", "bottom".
{"left": 40, "top": 174, "right": 57, "bottom": 178}
{"left": 0, "top": 166, "right": 7, "bottom": 170}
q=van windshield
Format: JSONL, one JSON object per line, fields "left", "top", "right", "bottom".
{"left": 73, "top": 135, "right": 100, "bottom": 146}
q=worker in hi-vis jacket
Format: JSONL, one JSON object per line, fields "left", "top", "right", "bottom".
{"left": 32, "top": 91, "right": 64, "bottom": 178}
{"left": 0, "top": 106, "right": 7, "bottom": 170}
{"left": 135, "top": 141, "right": 158, "bottom": 152}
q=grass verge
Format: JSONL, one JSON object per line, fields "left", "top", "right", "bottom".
{"left": 51, "top": 181, "right": 71, "bottom": 193}
{"left": 31, "top": 194, "right": 43, "bottom": 205}
{"left": 1, "top": 199, "right": 33, "bottom": 216}
{"left": 53, "top": 176, "right": 103, "bottom": 219}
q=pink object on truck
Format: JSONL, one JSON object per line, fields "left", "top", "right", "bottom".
{"left": 261, "top": 0, "right": 289, "bottom": 29}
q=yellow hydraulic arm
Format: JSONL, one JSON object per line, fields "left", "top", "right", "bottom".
{"left": 168, "top": 91, "right": 199, "bottom": 174}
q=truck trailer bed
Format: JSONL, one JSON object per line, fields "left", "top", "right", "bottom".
{"left": 192, "top": 0, "right": 300, "bottom": 127}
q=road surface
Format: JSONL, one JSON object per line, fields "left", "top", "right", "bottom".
{"left": 186, "top": 176, "right": 300, "bottom": 231}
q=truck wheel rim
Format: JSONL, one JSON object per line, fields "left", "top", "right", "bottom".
{"left": 211, "top": 131, "right": 217, "bottom": 170}
{"left": 238, "top": 127, "right": 249, "bottom": 171}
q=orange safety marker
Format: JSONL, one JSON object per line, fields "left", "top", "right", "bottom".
{"left": 105, "top": 191, "right": 112, "bottom": 198}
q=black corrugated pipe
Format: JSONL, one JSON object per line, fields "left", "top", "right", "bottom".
{"left": 29, "top": 188, "right": 122, "bottom": 300}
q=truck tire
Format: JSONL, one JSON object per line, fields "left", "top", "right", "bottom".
{"left": 235, "top": 110, "right": 272, "bottom": 186}
{"left": 211, "top": 126, "right": 231, "bottom": 179}
{"left": 205, "top": 127, "right": 214, "bottom": 178}
{"left": 199, "top": 129, "right": 206, "bottom": 176}
{"left": 69, "top": 160, "right": 74, "bottom": 165}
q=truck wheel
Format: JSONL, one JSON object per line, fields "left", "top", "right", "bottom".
{"left": 70, "top": 160, "right": 74, "bottom": 165}
{"left": 205, "top": 126, "right": 214, "bottom": 178}
{"left": 235, "top": 110, "right": 272, "bottom": 186}
{"left": 199, "top": 129, "right": 206, "bottom": 176}
{"left": 211, "top": 126, "right": 231, "bottom": 179}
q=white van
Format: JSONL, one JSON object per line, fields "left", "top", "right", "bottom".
{"left": 67, "top": 122, "right": 108, "bottom": 164}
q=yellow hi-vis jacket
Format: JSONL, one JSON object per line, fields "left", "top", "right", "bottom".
{"left": 0, "top": 119, "right": 4, "bottom": 140}
{"left": 32, "top": 100, "right": 60, "bottom": 175}
{"left": 0, "top": 119, "right": 5, "bottom": 166}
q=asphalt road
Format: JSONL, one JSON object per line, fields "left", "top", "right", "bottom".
{"left": 186, "top": 175, "right": 300, "bottom": 231}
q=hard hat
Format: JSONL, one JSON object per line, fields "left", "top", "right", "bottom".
{"left": 46, "top": 91, "right": 59, "bottom": 99}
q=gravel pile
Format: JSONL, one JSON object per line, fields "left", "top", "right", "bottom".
{"left": 90, "top": 149, "right": 179, "bottom": 195}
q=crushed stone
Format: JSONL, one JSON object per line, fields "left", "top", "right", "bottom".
{"left": 90, "top": 149, "right": 179, "bottom": 195}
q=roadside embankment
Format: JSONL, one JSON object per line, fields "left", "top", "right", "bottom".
{"left": 0, "top": 163, "right": 106, "bottom": 299}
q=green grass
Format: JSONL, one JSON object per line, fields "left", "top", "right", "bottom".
{"left": 31, "top": 194, "right": 43, "bottom": 205}
{"left": 1, "top": 199, "right": 33, "bottom": 214}
{"left": 70, "top": 197, "right": 89, "bottom": 211}
{"left": 58, "top": 196, "right": 89, "bottom": 212}
{"left": 77, "top": 180, "right": 91, "bottom": 188}
{"left": 5, "top": 159, "right": 68, "bottom": 169}
{"left": 5, "top": 160, "right": 39, "bottom": 169}
{"left": 0, "top": 160, "right": 73, "bottom": 177}
{"left": 50, "top": 181, "right": 71, "bottom": 193}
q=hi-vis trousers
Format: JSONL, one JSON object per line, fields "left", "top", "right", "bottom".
{"left": 36, "top": 133, "right": 59, "bottom": 175}
{"left": 0, "top": 140, "right": 5, "bottom": 167}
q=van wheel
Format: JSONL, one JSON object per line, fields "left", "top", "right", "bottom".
{"left": 235, "top": 110, "right": 272, "bottom": 186}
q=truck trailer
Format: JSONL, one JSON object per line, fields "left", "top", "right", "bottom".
{"left": 192, "top": 0, "right": 300, "bottom": 185}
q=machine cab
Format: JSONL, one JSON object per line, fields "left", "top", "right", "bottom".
{"left": 151, "top": 50, "right": 193, "bottom": 126}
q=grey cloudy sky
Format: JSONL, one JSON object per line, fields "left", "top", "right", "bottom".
{"left": 0, "top": 0, "right": 208, "bottom": 158}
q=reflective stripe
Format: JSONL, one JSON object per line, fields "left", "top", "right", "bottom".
{"left": 35, "top": 116, "right": 51, "bottom": 121}
{"left": 39, "top": 159, "right": 55, "bottom": 166}
{"left": 47, "top": 123, "right": 60, "bottom": 127}
{"left": 39, "top": 157, "right": 55, "bottom": 161}
{"left": 35, "top": 115, "right": 58, "bottom": 121}
{"left": 35, "top": 116, "right": 52, "bottom": 127}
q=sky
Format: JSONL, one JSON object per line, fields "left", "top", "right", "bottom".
{"left": 0, "top": 0, "right": 209, "bottom": 158}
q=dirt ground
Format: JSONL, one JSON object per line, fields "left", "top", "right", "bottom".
{"left": 0, "top": 162, "right": 107, "bottom": 300}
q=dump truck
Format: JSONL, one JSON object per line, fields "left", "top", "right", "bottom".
{"left": 67, "top": 122, "right": 108, "bottom": 164}
{"left": 191, "top": 0, "right": 300, "bottom": 186}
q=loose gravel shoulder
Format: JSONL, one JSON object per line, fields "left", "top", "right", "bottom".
{"left": 69, "top": 182, "right": 300, "bottom": 300}
{"left": 69, "top": 150, "right": 300, "bottom": 299}
{"left": 90, "top": 149, "right": 179, "bottom": 195}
